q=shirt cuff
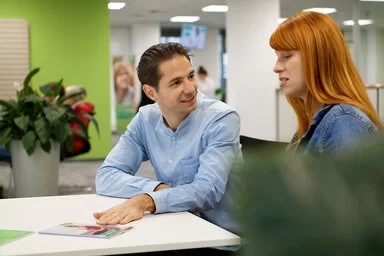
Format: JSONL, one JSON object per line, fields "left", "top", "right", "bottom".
{"left": 142, "top": 181, "right": 163, "bottom": 194}
{"left": 147, "top": 189, "right": 168, "bottom": 214}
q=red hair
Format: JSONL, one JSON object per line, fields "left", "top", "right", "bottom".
{"left": 269, "top": 11, "right": 382, "bottom": 141}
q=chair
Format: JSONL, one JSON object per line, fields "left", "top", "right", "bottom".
{"left": 0, "top": 146, "right": 12, "bottom": 198}
{"left": 240, "top": 135, "right": 288, "bottom": 162}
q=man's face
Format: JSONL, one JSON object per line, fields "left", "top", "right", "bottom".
{"left": 150, "top": 55, "right": 198, "bottom": 120}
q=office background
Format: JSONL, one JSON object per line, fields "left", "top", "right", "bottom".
{"left": 0, "top": 0, "right": 383, "bottom": 159}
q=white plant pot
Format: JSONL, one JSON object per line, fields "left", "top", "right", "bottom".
{"left": 11, "top": 140, "right": 60, "bottom": 198}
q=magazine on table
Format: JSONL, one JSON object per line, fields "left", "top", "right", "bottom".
{"left": 38, "top": 223, "right": 133, "bottom": 239}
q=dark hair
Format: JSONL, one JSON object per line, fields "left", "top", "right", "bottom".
{"left": 47, "top": 82, "right": 65, "bottom": 97}
{"left": 197, "top": 66, "right": 207, "bottom": 76}
{"left": 137, "top": 43, "right": 191, "bottom": 90}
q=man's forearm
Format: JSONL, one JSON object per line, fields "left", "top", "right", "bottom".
{"left": 96, "top": 168, "right": 163, "bottom": 197}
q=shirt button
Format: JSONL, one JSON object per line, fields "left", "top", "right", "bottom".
{"left": 169, "top": 160, "right": 173, "bottom": 163}
{"left": 171, "top": 136, "right": 175, "bottom": 141}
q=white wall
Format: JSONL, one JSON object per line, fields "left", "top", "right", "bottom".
{"left": 344, "top": 30, "right": 368, "bottom": 83}
{"left": 190, "top": 28, "right": 220, "bottom": 91}
{"left": 377, "top": 28, "right": 384, "bottom": 84}
{"left": 227, "top": 0, "right": 280, "bottom": 140}
{"left": 130, "top": 24, "right": 161, "bottom": 102}
{"left": 367, "top": 27, "right": 377, "bottom": 85}
{"left": 111, "top": 28, "right": 131, "bottom": 64}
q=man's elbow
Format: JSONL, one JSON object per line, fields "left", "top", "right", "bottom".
{"left": 198, "top": 186, "right": 225, "bottom": 211}
{"left": 95, "top": 167, "right": 110, "bottom": 195}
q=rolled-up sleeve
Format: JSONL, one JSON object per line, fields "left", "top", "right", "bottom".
{"left": 96, "top": 114, "right": 162, "bottom": 198}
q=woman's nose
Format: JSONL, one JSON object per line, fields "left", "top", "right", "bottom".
{"left": 273, "top": 62, "right": 283, "bottom": 73}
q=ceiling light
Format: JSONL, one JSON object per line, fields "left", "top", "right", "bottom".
{"left": 343, "top": 19, "right": 374, "bottom": 26}
{"left": 202, "top": 5, "right": 228, "bottom": 12}
{"left": 278, "top": 18, "right": 287, "bottom": 24}
{"left": 170, "top": 16, "right": 200, "bottom": 23}
{"left": 108, "top": 2, "right": 126, "bottom": 10}
{"left": 302, "top": 8, "right": 337, "bottom": 14}
{"left": 360, "top": 0, "right": 384, "bottom": 2}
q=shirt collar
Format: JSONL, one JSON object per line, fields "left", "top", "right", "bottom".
{"left": 158, "top": 92, "right": 201, "bottom": 135}
{"left": 312, "top": 104, "right": 334, "bottom": 123}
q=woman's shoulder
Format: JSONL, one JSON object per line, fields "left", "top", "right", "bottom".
{"left": 326, "top": 104, "right": 370, "bottom": 120}
{"left": 323, "top": 104, "right": 377, "bottom": 134}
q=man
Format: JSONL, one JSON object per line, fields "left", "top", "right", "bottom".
{"left": 196, "top": 66, "right": 218, "bottom": 99}
{"left": 94, "top": 43, "right": 242, "bottom": 255}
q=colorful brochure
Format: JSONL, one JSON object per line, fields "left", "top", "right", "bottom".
{"left": 38, "top": 223, "right": 133, "bottom": 239}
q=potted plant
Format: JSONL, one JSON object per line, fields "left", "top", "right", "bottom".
{"left": 0, "top": 68, "right": 99, "bottom": 197}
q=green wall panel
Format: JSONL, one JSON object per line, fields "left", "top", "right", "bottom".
{"left": 0, "top": 0, "right": 111, "bottom": 159}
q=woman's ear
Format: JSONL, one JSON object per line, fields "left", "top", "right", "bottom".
{"left": 143, "top": 84, "right": 157, "bottom": 101}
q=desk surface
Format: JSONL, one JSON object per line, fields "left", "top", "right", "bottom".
{"left": 0, "top": 194, "right": 241, "bottom": 256}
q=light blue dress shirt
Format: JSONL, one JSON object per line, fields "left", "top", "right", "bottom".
{"left": 96, "top": 93, "right": 242, "bottom": 234}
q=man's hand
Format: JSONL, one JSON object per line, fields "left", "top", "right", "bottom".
{"left": 93, "top": 194, "right": 155, "bottom": 225}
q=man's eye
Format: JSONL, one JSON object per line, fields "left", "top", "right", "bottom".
{"left": 189, "top": 74, "right": 195, "bottom": 79}
{"left": 172, "top": 81, "right": 181, "bottom": 86}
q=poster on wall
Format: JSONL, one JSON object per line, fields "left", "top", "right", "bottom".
{"left": 112, "top": 56, "right": 137, "bottom": 133}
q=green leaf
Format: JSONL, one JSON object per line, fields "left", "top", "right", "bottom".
{"left": 34, "top": 117, "right": 52, "bottom": 144}
{"left": 53, "top": 121, "right": 71, "bottom": 143}
{"left": 22, "top": 131, "right": 37, "bottom": 155}
{"left": 82, "top": 113, "right": 100, "bottom": 137}
{"left": 5, "top": 140, "right": 11, "bottom": 152}
{"left": 53, "top": 79, "right": 63, "bottom": 96}
{"left": 64, "top": 135, "right": 74, "bottom": 153}
{"left": 20, "top": 86, "right": 35, "bottom": 98}
{"left": 25, "top": 94, "right": 44, "bottom": 103}
{"left": 43, "top": 106, "right": 67, "bottom": 123}
{"left": 39, "top": 83, "right": 54, "bottom": 97}
{"left": 70, "top": 117, "right": 89, "bottom": 138}
{"left": 23, "top": 68, "right": 40, "bottom": 88}
{"left": 0, "top": 99, "right": 12, "bottom": 110}
{"left": 40, "top": 140, "right": 51, "bottom": 153}
{"left": 0, "top": 127, "right": 11, "bottom": 145}
{"left": 72, "top": 128, "right": 87, "bottom": 139}
{"left": 56, "top": 92, "right": 83, "bottom": 105}
{"left": 14, "top": 116, "right": 30, "bottom": 131}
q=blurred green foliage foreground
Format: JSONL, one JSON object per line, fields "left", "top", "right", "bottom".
{"left": 238, "top": 136, "right": 384, "bottom": 256}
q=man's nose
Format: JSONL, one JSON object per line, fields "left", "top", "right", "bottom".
{"left": 184, "top": 79, "right": 196, "bottom": 93}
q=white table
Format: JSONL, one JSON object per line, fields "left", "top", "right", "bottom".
{"left": 0, "top": 194, "right": 241, "bottom": 255}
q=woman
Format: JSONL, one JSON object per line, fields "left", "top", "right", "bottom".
{"left": 196, "top": 66, "right": 217, "bottom": 99}
{"left": 270, "top": 11, "right": 382, "bottom": 154}
{"left": 113, "top": 61, "right": 136, "bottom": 105}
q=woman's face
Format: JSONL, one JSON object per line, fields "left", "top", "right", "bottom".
{"left": 197, "top": 73, "right": 206, "bottom": 81}
{"left": 273, "top": 50, "right": 307, "bottom": 100}
{"left": 115, "top": 68, "right": 129, "bottom": 89}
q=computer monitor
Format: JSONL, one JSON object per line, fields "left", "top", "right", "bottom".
{"left": 180, "top": 24, "right": 207, "bottom": 50}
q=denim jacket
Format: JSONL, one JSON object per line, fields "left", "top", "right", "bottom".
{"left": 296, "top": 104, "right": 378, "bottom": 154}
